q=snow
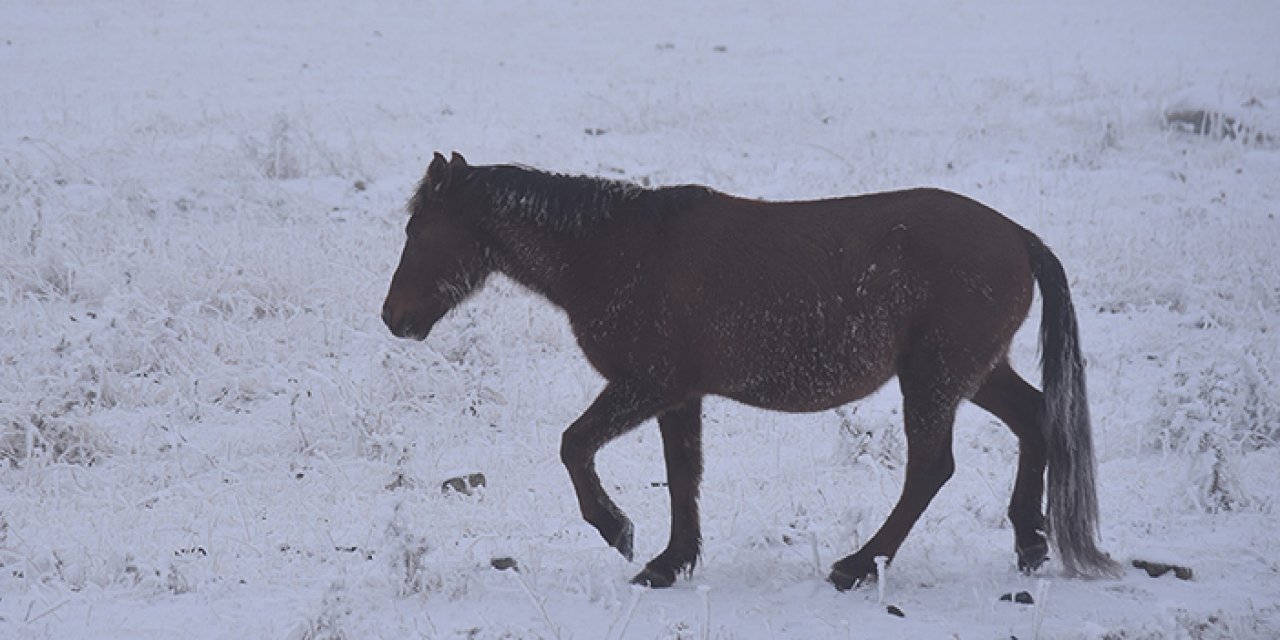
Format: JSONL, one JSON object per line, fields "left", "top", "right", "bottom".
{"left": 3, "top": 0, "right": 1279, "bottom": 637}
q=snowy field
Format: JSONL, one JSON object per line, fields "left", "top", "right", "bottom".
{"left": 3, "top": 0, "right": 1279, "bottom": 637}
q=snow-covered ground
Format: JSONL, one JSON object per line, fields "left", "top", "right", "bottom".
{"left": 3, "top": 1, "right": 1279, "bottom": 637}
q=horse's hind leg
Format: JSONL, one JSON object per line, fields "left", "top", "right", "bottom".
{"left": 970, "top": 360, "right": 1049, "bottom": 572}
{"left": 561, "top": 381, "right": 674, "bottom": 561}
{"left": 830, "top": 366, "right": 960, "bottom": 590}
{"left": 632, "top": 398, "right": 704, "bottom": 588}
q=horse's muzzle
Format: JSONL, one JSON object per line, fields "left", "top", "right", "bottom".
{"left": 381, "top": 306, "right": 428, "bottom": 340}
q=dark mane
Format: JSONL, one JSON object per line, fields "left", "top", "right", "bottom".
{"left": 462, "top": 164, "right": 714, "bottom": 234}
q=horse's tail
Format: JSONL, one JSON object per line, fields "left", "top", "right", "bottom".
{"left": 1025, "top": 233, "right": 1122, "bottom": 578}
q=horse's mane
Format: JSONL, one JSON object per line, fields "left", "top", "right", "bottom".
{"left": 461, "top": 164, "right": 714, "bottom": 234}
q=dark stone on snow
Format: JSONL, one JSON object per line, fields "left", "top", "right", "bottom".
{"left": 491, "top": 556, "right": 519, "bottom": 572}
{"left": 441, "top": 472, "right": 487, "bottom": 496}
{"left": 1000, "top": 590, "right": 1035, "bottom": 604}
{"left": 886, "top": 604, "right": 905, "bottom": 618}
{"left": 1132, "top": 559, "right": 1193, "bottom": 580}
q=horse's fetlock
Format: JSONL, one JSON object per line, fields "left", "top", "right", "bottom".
{"left": 588, "top": 511, "right": 635, "bottom": 561}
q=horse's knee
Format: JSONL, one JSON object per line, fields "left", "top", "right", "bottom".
{"left": 559, "top": 429, "right": 589, "bottom": 468}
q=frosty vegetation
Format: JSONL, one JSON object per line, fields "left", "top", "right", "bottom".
{"left": 2, "top": 0, "right": 1279, "bottom": 638}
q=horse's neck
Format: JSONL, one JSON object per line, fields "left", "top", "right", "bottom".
{"left": 485, "top": 217, "right": 590, "bottom": 310}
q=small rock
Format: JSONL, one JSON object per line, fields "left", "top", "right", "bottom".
{"left": 1000, "top": 591, "right": 1035, "bottom": 604}
{"left": 353, "top": 179, "right": 367, "bottom": 192}
{"left": 886, "top": 604, "right": 905, "bottom": 618}
{"left": 1133, "top": 559, "right": 1193, "bottom": 581}
{"left": 441, "top": 473, "right": 487, "bottom": 496}
{"left": 491, "top": 557, "right": 519, "bottom": 572}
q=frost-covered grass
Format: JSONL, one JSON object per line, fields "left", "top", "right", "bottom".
{"left": 2, "top": 0, "right": 1279, "bottom": 638}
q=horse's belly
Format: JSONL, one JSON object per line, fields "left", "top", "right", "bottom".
{"left": 704, "top": 317, "right": 899, "bottom": 413}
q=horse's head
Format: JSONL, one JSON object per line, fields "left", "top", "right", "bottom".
{"left": 381, "top": 152, "right": 493, "bottom": 340}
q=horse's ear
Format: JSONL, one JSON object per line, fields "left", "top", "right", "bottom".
{"left": 426, "top": 152, "right": 451, "bottom": 194}
{"left": 450, "top": 152, "right": 467, "bottom": 168}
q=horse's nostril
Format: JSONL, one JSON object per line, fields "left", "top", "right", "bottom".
{"left": 383, "top": 307, "right": 420, "bottom": 339}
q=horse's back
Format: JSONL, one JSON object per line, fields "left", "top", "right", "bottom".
{"left": 670, "top": 187, "right": 1034, "bottom": 314}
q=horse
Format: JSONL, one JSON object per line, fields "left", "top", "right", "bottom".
{"left": 381, "top": 152, "right": 1121, "bottom": 589}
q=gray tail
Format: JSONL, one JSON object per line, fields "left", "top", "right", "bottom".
{"left": 1026, "top": 233, "right": 1122, "bottom": 578}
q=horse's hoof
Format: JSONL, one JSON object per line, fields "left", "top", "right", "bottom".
{"left": 630, "top": 567, "right": 676, "bottom": 588}
{"left": 1017, "top": 542, "right": 1049, "bottom": 574}
{"left": 631, "top": 548, "right": 697, "bottom": 588}
{"left": 828, "top": 568, "right": 856, "bottom": 591}
{"left": 828, "top": 567, "right": 872, "bottom": 591}
{"left": 829, "top": 557, "right": 878, "bottom": 591}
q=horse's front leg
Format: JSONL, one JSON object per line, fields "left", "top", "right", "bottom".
{"left": 632, "top": 398, "right": 704, "bottom": 588}
{"left": 560, "top": 380, "right": 673, "bottom": 561}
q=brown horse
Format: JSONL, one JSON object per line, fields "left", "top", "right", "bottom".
{"left": 381, "top": 152, "right": 1121, "bottom": 589}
